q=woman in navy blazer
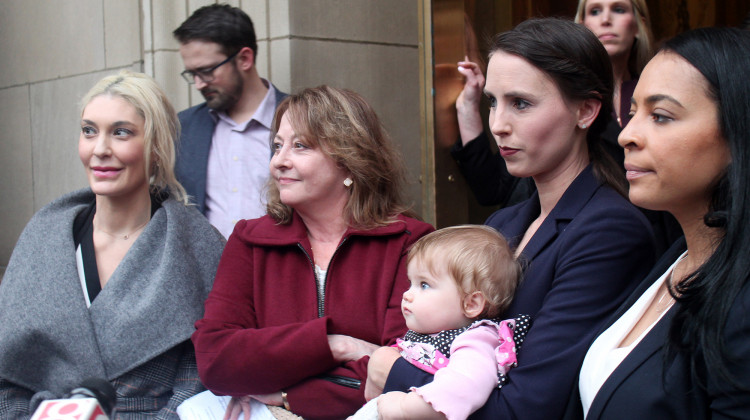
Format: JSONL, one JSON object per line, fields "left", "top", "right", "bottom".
{"left": 372, "top": 18, "right": 655, "bottom": 420}
{"left": 568, "top": 27, "right": 750, "bottom": 419}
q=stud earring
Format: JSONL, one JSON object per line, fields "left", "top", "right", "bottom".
{"left": 343, "top": 177, "right": 353, "bottom": 187}
{"left": 579, "top": 123, "right": 587, "bottom": 129}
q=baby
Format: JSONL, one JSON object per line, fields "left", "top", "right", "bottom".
{"left": 353, "top": 225, "right": 528, "bottom": 420}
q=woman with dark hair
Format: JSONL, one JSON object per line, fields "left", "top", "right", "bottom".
{"left": 369, "top": 18, "right": 655, "bottom": 419}
{"left": 569, "top": 26, "right": 750, "bottom": 419}
{"left": 453, "top": 2, "right": 681, "bottom": 258}
{"left": 191, "top": 86, "right": 434, "bottom": 419}
{"left": 456, "top": 0, "right": 654, "bottom": 191}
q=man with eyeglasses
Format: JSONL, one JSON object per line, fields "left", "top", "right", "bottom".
{"left": 173, "top": 4, "right": 287, "bottom": 238}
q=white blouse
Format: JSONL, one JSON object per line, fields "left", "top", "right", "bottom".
{"left": 75, "top": 244, "right": 92, "bottom": 308}
{"left": 579, "top": 251, "right": 687, "bottom": 417}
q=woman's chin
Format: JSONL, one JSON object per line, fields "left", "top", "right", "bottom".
{"left": 627, "top": 192, "right": 665, "bottom": 213}
{"left": 89, "top": 182, "right": 149, "bottom": 200}
{"left": 504, "top": 165, "right": 532, "bottom": 180}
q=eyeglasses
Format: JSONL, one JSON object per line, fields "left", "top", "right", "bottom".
{"left": 180, "top": 51, "right": 239, "bottom": 84}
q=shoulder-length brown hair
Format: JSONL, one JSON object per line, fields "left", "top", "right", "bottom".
{"left": 266, "top": 86, "right": 413, "bottom": 228}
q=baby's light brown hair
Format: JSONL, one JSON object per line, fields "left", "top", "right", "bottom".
{"left": 407, "top": 225, "right": 522, "bottom": 319}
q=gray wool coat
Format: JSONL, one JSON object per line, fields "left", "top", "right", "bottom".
{"left": 0, "top": 189, "right": 225, "bottom": 418}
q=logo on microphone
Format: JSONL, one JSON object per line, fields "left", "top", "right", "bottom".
{"left": 30, "top": 399, "right": 108, "bottom": 420}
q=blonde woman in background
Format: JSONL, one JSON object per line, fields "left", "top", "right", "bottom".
{"left": 575, "top": 0, "right": 654, "bottom": 128}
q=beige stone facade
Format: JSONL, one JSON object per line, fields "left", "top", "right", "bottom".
{"left": 0, "top": 0, "right": 422, "bottom": 274}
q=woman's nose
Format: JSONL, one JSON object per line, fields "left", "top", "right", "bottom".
{"left": 618, "top": 116, "right": 642, "bottom": 150}
{"left": 489, "top": 109, "right": 510, "bottom": 138}
{"left": 271, "top": 145, "right": 286, "bottom": 164}
{"left": 93, "top": 135, "right": 111, "bottom": 157}
{"left": 271, "top": 145, "right": 289, "bottom": 168}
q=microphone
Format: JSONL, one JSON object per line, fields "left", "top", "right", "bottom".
{"left": 31, "top": 378, "right": 117, "bottom": 420}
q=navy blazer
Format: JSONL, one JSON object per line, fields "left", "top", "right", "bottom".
{"left": 175, "top": 86, "right": 287, "bottom": 214}
{"left": 384, "top": 165, "right": 656, "bottom": 420}
{"left": 564, "top": 239, "right": 750, "bottom": 420}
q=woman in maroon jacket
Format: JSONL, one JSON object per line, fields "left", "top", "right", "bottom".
{"left": 191, "top": 86, "right": 434, "bottom": 419}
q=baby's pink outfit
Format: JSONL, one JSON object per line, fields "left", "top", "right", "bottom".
{"left": 395, "top": 317, "right": 530, "bottom": 420}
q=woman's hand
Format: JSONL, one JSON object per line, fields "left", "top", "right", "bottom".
{"left": 223, "top": 393, "right": 283, "bottom": 420}
{"left": 249, "top": 392, "right": 283, "bottom": 406}
{"left": 364, "top": 346, "right": 401, "bottom": 401}
{"left": 223, "top": 396, "right": 252, "bottom": 420}
{"left": 327, "top": 334, "right": 379, "bottom": 363}
{"left": 456, "top": 58, "right": 486, "bottom": 144}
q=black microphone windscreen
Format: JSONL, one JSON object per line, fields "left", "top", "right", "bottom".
{"left": 69, "top": 377, "right": 117, "bottom": 416}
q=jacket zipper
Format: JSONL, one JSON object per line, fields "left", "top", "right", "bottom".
{"left": 297, "top": 239, "right": 362, "bottom": 389}
{"left": 297, "top": 244, "right": 322, "bottom": 317}
{"left": 297, "top": 238, "right": 348, "bottom": 318}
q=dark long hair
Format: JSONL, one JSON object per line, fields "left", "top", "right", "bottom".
{"left": 664, "top": 27, "right": 750, "bottom": 389}
{"left": 489, "top": 17, "right": 626, "bottom": 196}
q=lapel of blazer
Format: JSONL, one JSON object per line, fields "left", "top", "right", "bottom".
{"left": 177, "top": 103, "right": 216, "bottom": 213}
{"left": 584, "top": 240, "right": 687, "bottom": 419}
{"left": 593, "top": 240, "right": 686, "bottom": 333}
{"left": 499, "top": 195, "right": 540, "bottom": 246}
{"left": 520, "top": 165, "right": 600, "bottom": 261}
{"left": 273, "top": 84, "right": 288, "bottom": 107}
{"left": 585, "top": 309, "right": 676, "bottom": 419}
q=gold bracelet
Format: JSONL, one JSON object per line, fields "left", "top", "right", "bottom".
{"left": 281, "top": 390, "right": 291, "bottom": 411}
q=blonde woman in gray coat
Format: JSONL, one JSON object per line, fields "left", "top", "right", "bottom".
{"left": 0, "top": 71, "right": 225, "bottom": 419}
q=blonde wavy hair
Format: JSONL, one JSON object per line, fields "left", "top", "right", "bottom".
{"left": 266, "top": 86, "right": 413, "bottom": 228}
{"left": 80, "top": 70, "right": 188, "bottom": 204}
{"left": 575, "top": 0, "right": 655, "bottom": 77}
{"left": 407, "top": 225, "right": 521, "bottom": 319}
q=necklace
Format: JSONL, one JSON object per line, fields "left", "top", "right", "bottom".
{"left": 655, "top": 254, "right": 687, "bottom": 313}
{"left": 95, "top": 218, "right": 150, "bottom": 240}
{"left": 654, "top": 278, "right": 675, "bottom": 313}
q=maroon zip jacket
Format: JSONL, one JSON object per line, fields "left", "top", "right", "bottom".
{"left": 192, "top": 212, "right": 433, "bottom": 419}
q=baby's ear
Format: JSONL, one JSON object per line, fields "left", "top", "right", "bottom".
{"left": 463, "top": 291, "right": 486, "bottom": 319}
